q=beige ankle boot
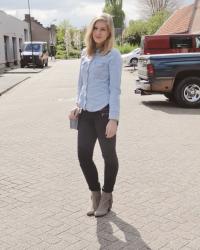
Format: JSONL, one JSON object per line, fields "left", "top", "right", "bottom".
{"left": 94, "top": 191, "right": 113, "bottom": 217}
{"left": 87, "top": 191, "right": 101, "bottom": 216}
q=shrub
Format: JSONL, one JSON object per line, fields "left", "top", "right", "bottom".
{"left": 68, "top": 49, "right": 81, "bottom": 58}
{"left": 56, "top": 50, "right": 68, "bottom": 59}
{"left": 115, "top": 43, "right": 138, "bottom": 54}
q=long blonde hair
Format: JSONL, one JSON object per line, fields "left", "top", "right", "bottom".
{"left": 84, "top": 13, "right": 115, "bottom": 56}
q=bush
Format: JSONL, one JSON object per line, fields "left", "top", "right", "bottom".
{"left": 115, "top": 43, "right": 138, "bottom": 54}
{"left": 68, "top": 49, "right": 81, "bottom": 58}
{"left": 56, "top": 50, "right": 68, "bottom": 59}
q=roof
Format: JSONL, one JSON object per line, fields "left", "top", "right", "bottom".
{"left": 156, "top": 4, "right": 194, "bottom": 35}
{"left": 190, "top": 0, "right": 200, "bottom": 33}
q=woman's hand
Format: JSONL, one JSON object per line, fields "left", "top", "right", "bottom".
{"left": 69, "top": 108, "right": 79, "bottom": 120}
{"left": 105, "top": 119, "right": 118, "bottom": 138}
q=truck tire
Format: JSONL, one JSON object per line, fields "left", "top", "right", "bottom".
{"left": 174, "top": 77, "right": 200, "bottom": 107}
{"left": 40, "top": 61, "right": 44, "bottom": 68}
{"left": 45, "top": 60, "right": 48, "bottom": 67}
{"left": 164, "top": 93, "right": 176, "bottom": 102}
{"left": 130, "top": 58, "right": 138, "bottom": 66}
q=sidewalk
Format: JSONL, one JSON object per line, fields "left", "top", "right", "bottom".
{"left": 0, "top": 67, "right": 43, "bottom": 96}
{"left": 0, "top": 74, "right": 30, "bottom": 96}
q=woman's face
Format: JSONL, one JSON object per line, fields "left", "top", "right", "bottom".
{"left": 92, "top": 20, "right": 109, "bottom": 47}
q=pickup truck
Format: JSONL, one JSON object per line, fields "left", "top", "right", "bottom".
{"left": 135, "top": 53, "right": 200, "bottom": 107}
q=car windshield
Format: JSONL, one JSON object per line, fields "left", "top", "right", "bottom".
{"left": 24, "top": 43, "right": 42, "bottom": 52}
{"left": 132, "top": 48, "right": 140, "bottom": 53}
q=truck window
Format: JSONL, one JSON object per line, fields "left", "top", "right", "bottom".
{"left": 195, "top": 36, "right": 200, "bottom": 48}
{"left": 170, "top": 37, "right": 192, "bottom": 49}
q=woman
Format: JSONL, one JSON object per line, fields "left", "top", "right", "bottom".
{"left": 69, "top": 13, "right": 122, "bottom": 217}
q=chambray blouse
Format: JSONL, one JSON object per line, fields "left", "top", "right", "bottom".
{"left": 76, "top": 48, "right": 122, "bottom": 120}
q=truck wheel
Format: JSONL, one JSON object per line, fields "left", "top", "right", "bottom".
{"left": 174, "top": 77, "right": 200, "bottom": 107}
{"left": 164, "top": 93, "right": 176, "bottom": 102}
{"left": 130, "top": 58, "right": 138, "bottom": 66}
{"left": 40, "top": 61, "right": 44, "bottom": 68}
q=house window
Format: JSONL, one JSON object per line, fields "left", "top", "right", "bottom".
{"left": 19, "top": 38, "right": 23, "bottom": 50}
{"left": 4, "top": 36, "right": 9, "bottom": 63}
{"left": 12, "top": 37, "right": 17, "bottom": 61}
{"left": 170, "top": 36, "right": 193, "bottom": 49}
{"left": 24, "top": 29, "right": 28, "bottom": 41}
{"left": 195, "top": 36, "right": 200, "bottom": 48}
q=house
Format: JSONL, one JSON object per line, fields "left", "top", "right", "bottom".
{"left": 156, "top": 0, "right": 200, "bottom": 35}
{"left": 0, "top": 10, "right": 29, "bottom": 71}
{"left": 24, "top": 14, "right": 56, "bottom": 50}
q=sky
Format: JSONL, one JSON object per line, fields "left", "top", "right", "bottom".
{"left": 0, "top": 0, "right": 194, "bottom": 28}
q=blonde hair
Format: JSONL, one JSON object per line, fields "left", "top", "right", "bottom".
{"left": 84, "top": 13, "right": 115, "bottom": 56}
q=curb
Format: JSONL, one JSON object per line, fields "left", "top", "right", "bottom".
{"left": 0, "top": 77, "right": 30, "bottom": 96}
{"left": 5, "top": 69, "right": 43, "bottom": 74}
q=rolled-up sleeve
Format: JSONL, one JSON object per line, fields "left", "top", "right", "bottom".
{"left": 108, "top": 49, "right": 122, "bottom": 120}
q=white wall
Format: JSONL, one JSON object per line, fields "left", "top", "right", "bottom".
{"left": 0, "top": 10, "right": 29, "bottom": 70}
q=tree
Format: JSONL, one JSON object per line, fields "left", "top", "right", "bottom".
{"left": 103, "top": 0, "right": 125, "bottom": 29}
{"left": 123, "top": 20, "right": 148, "bottom": 45}
{"left": 147, "top": 10, "right": 170, "bottom": 34}
{"left": 137, "top": 0, "right": 181, "bottom": 17}
{"left": 56, "top": 20, "right": 71, "bottom": 59}
{"left": 123, "top": 10, "right": 170, "bottom": 45}
{"left": 56, "top": 20, "right": 82, "bottom": 59}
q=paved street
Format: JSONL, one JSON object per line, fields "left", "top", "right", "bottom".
{"left": 0, "top": 60, "right": 200, "bottom": 250}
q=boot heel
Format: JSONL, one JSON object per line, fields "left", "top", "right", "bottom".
{"left": 108, "top": 199, "right": 112, "bottom": 211}
{"left": 87, "top": 191, "right": 101, "bottom": 216}
{"left": 94, "top": 192, "right": 113, "bottom": 217}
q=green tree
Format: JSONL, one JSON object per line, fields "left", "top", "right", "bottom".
{"left": 123, "top": 10, "right": 170, "bottom": 45}
{"left": 123, "top": 20, "right": 148, "bottom": 45}
{"left": 147, "top": 10, "right": 170, "bottom": 34}
{"left": 103, "top": 0, "right": 125, "bottom": 29}
{"left": 56, "top": 20, "right": 83, "bottom": 59}
{"left": 56, "top": 20, "right": 71, "bottom": 59}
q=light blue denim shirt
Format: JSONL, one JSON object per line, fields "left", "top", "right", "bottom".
{"left": 76, "top": 48, "right": 122, "bottom": 120}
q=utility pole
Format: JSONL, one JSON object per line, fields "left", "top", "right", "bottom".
{"left": 27, "top": 0, "right": 35, "bottom": 68}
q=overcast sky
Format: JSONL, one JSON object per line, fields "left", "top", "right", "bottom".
{"left": 1, "top": 0, "right": 194, "bottom": 28}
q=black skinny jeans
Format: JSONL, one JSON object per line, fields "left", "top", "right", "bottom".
{"left": 77, "top": 106, "right": 119, "bottom": 193}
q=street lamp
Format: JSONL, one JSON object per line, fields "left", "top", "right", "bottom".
{"left": 27, "top": 0, "right": 35, "bottom": 68}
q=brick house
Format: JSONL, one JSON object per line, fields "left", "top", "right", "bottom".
{"left": 24, "top": 14, "right": 56, "bottom": 49}
{"left": 156, "top": 0, "right": 200, "bottom": 35}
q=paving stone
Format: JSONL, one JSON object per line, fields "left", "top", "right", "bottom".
{"left": 0, "top": 60, "right": 200, "bottom": 249}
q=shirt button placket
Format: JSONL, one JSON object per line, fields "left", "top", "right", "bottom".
{"left": 83, "top": 60, "right": 91, "bottom": 109}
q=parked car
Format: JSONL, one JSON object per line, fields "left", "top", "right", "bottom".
{"left": 135, "top": 52, "right": 200, "bottom": 107}
{"left": 141, "top": 34, "right": 200, "bottom": 55}
{"left": 20, "top": 41, "right": 48, "bottom": 68}
{"left": 121, "top": 48, "right": 141, "bottom": 66}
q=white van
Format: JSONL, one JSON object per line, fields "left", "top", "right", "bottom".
{"left": 20, "top": 41, "right": 49, "bottom": 68}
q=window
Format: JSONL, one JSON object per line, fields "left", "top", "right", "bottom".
{"left": 24, "top": 43, "right": 42, "bottom": 52}
{"left": 195, "top": 36, "right": 200, "bottom": 48}
{"left": 12, "top": 37, "right": 17, "bottom": 60}
{"left": 4, "top": 36, "right": 9, "bottom": 62}
{"left": 19, "top": 38, "right": 23, "bottom": 50}
{"left": 24, "top": 29, "right": 28, "bottom": 41}
{"left": 170, "top": 36, "right": 193, "bottom": 49}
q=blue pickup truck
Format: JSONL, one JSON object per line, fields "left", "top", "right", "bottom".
{"left": 135, "top": 53, "right": 200, "bottom": 107}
